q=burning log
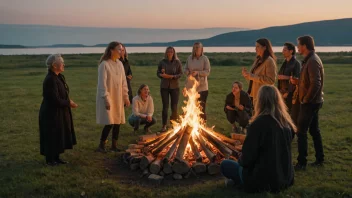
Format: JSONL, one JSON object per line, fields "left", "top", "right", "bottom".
{"left": 201, "top": 130, "right": 232, "bottom": 158}
{"left": 207, "top": 163, "right": 220, "bottom": 175}
{"left": 162, "top": 162, "right": 173, "bottom": 174}
{"left": 125, "top": 148, "right": 142, "bottom": 153}
{"left": 140, "top": 155, "right": 155, "bottom": 170}
{"left": 151, "top": 130, "right": 183, "bottom": 156}
{"left": 189, "top": 135, "right": 202, "bottom": 162}
{"left": 128, "top": 144, "right": 144, "bottom": 149}
{"left": 150, "top": 157, "right": 162, "bottom": 174}
{"left": 211, "top": 131, "right": 239, "bottom": 145}
{"left": 195, "top": 134, "right": 216, "bottom": 162}
{"left": 192, "top": 162, "right": 206, "bottom": 174}
{"left": 172, "top": 159, "right": 191, "bottom": 174}
{"left": 175, "top": 126, "right": 192, "bottom": 161}
{"left": 231, "top": 133, "right": 246, "bottom": 144}
{"left": 163, "top": 131, "right": 184, "bottom": 162}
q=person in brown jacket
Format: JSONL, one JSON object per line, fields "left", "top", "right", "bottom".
{"left": 242, "top": 38, "right": 277, "bottom": 107}
{"left": 294, "top": 35, "right": 325, "bottom": 171}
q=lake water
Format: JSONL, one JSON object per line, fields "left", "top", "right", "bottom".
{"left": 1, "top": 46, "right": 351, "bottom": 55}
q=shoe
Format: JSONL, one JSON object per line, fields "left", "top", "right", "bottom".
{"left": 294, "top": 163, "right": 306, "bottom": 171}
{"left": 56, "top": 158, "right": 69, "bottom": 164}
{"left": 309, "top": 160, "right": 324, "bottom": 167}
{"left": 144, "top": 126, "right": 152, "bottom": 133}
{"left": 225, "top": 178, "right": 235, "bottom": 187}
{"left": 46, "top": 161, "right": 58, "bottom": 166}
{"left": 232, "top": 125, "right": 239, "bottom": 133}
{"left": 133, "top": 129, "right": 139, "bottom": 133}
{"left": 160, "top": 125, "right": 167, "bottom": 132}
{"left": 110, "top": 139, "right": 122, "bottom": 152}
{"left": 96, "top": 140, "right": 107, "bottom": 153}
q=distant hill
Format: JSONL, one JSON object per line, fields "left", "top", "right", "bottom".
{"left": 126, "top": 18, "right": 352, "bottom": 46}
{"left": 0, "top": 24, "right": 246, "bottom": 46}
{"left": 1, "top": 18, "right": 351, "bottom": 48}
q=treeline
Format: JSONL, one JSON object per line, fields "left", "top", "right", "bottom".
{"left": 1, "top": 52, "right": 351, "bottom": 69}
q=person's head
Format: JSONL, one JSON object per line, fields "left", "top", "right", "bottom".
{"left": 192, "top": 42, "right": 204, "bottom": 59}
{"left": 120, "top": 43, "right": 128, "bottom": 60}
{"left": 99, "top": 41, "right": 123, "bottom": 63}
{"left": 46, "top": 54, "right": 65, "bottom": 74}
{"left": 256, "top": 38, "right": 276, "bottom": 61}
{"left": 253, "top": 85, "right": 297, "bottom": 132}
{"left": 232, "top": 81, "right": 243, "bottom": 94}
{"left": 282, "top": 42, "right": 296, "bottom": 58}
{"left": 164, "top": 46, "right": 178, "bottom": 61}
{"left": 137, "top": 84, "right": 150, "bottom": 97}
{"left": 297, "top": 35, "right": 315, "bottom": 56}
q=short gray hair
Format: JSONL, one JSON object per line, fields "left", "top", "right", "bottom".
{"left": 46, "top": 54, "right": 62, "bottom": 69}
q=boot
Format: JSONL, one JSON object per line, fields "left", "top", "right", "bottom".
{"left": 111, "top": 139, "right": 122, "bottom": 152}
{"left": 96, "top": 140, "right": 107, "bottom": 153}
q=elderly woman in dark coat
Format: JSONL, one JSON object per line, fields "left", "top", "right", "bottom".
{"left": 39, "top": 54, "right": 78, "bottom": 166}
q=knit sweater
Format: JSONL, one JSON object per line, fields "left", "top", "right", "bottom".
{"left": 131, "top": 95, "right": 154, "bottom": 117}
{"left": 184, "top": 55, "right": 210, "bottom": 92}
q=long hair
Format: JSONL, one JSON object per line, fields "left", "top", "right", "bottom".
{"left": 256, "top": 38, "right": 276, "bottom": 61}
{"left": 137, "top": 84, "right": 149, "bottom": 96}
{"left": 99, "top": 41, "right": 122, "bottom": 64}
{"left": 252, "top": 85, "right": 297, "bottom": 132}
{"left": 192, "top": 42, "right": 204, "bottom": 60}
{"left": 121, "top": 43, "right": 128, "bottom": 60}
{"left": 164, "top": 46, "right": 178, "bottom": 61}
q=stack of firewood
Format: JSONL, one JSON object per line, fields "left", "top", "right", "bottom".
{"left": 123, "top": 127, "right": 246, "bottom": 181}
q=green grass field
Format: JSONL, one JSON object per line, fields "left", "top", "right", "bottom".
{"left": 0, "top": 53, "right": 351, "bottom": 198}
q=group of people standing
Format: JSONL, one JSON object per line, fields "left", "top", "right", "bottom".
{"left": 38, "top": 35, "right": 324, "bottom": 193}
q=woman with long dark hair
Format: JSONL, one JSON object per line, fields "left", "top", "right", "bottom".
{"left": 221, "top": 85, "right": 295, "bottom": 193}
{"left": 96, "top": 41, "right": 130, "bottom": 152}
{"left": 157, "top": 46, "right": 183, "bottom": 132}
{"left": 242, "top": 38, "right": 277, "bottom": 106}
{"left": 120, "top": 44, "right": 133, "bottom": 103}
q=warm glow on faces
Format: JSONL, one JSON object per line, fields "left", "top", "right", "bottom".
{"left": 194, "top": 44, "right": 203, "bottom": 57}
{"left": 111, "top": 44, "right": 123, "bottom": 60}
{"left": 166, "top": 48, "right": 174, "bottom": 60}
{"left": 282, "top": 46, "right": 293, "bottom": 58}
{"left": 53, "top": 57, "right": 65, "bottom": 73}
{"left": 297, "top": 41, "right": 305, "bottom": 55}
{"left": 141, "top": 86, "right": 150, "bottom": 97}
{"left": 232, "top": 83, "right": 240, "bottom": 94}
{"left": 255, "top": 42, "right": 265, "bottom": 57}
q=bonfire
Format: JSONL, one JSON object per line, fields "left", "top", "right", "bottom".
{"left": 124, "top": 77, "right": 245, "bottom": 180}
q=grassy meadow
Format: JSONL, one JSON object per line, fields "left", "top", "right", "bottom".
{"left": 0, "top": 53, "right": 351, "bottom": 198}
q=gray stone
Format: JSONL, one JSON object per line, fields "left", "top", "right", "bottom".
{"left": 148, "top": 174, "right": 164, "bottom": 185}
{"left": 173, "top": 173, "right": 183, "bottom": 180}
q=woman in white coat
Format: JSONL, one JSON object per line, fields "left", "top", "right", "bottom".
{"left": 96, "top": 41, "right": 130, "bottom": 152}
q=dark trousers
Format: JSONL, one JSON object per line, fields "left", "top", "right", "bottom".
{"left": 160, "top": 88, "right": 180, "bottom": 125}
{"left": 198, "top": 91, "right": 208, "bottom": 121}
{"left": 127, "top": 80, "right": 133, "bottom": 103}
{"left": 128, "top": 115, "right": 156, "bottom": 130}
{"left": 100, "top": 124, "right": 120, "bottom": 141}
{"left": 297, "top": 103, "right": 324, "bottom": 165}
{"left": 221, "top": 160, "right": 243, "bottom": 185}
{"left": 290, "top": 103, "right": 300, "bottom": 126}
{"left": 226, "top": 110, "right": 250, "bottom": 128}
{"left": 284, "top": 92, "right": 293, "bottom": 112}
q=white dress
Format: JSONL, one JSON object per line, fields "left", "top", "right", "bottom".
{"left": 96, "top": 59, "right": 129, "bottom": 125}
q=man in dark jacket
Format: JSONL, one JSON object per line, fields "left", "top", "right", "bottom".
{"left": 224, "top": 81, "right": 252, "bottom": 134}
{"left": 295, "top": 35, "right": 325, "bottom": 170}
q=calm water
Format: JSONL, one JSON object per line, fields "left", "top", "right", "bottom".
{"left": 1, "top": 46, "right": 352, "bottom": 55}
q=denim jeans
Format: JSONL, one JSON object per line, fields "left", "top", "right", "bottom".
{"left": 220, "top": 159, "right": 243, "bottom": 185}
